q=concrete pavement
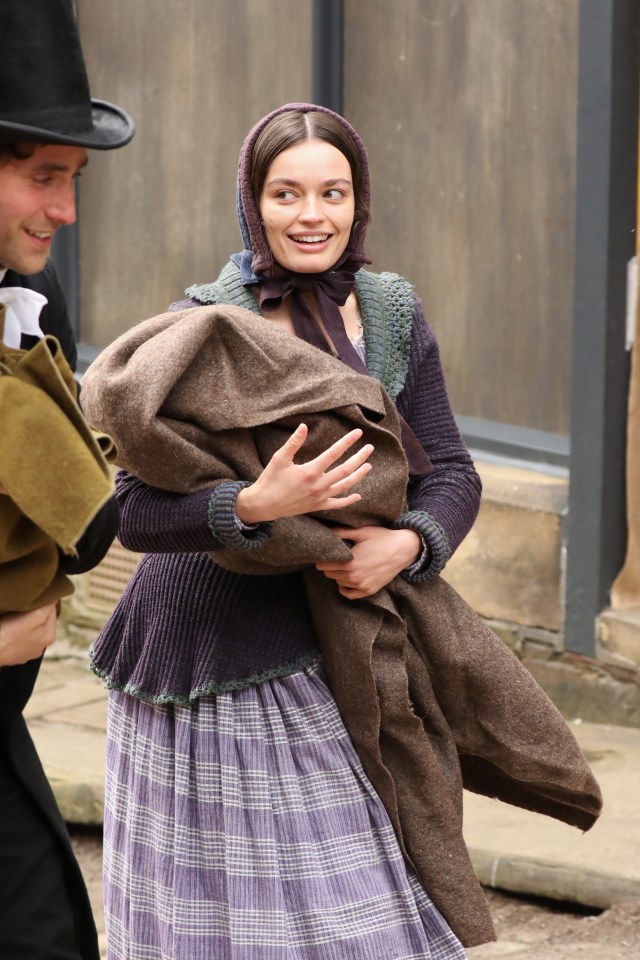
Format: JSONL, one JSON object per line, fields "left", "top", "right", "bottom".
{"left": 463, "top": 721, "right": 640, "bottom": 909}
{"left": 26, "top": 646, "right": 640, "bottom": 911}
{"left": 25, "top": 645, "right": 106, "bottom": 826}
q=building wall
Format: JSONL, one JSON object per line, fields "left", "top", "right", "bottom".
{"left": 78, "top": 0, "right": 579, "bottom": 440}
{"left": 344, "top": 0, "right": 578, "bottom": 435}
{"left": 72, "top": 1, "right": 596, "bottom": 662}
{"left": 77, "top": 0, "right": 312, "bottom": 344}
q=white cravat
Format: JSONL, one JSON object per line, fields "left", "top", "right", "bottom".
{"left": 0, "top": 267, "right": 47, "bottom": 348}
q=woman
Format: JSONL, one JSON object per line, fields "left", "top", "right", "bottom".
{"left": 92, "top": 103, "right": 482, "bottom": 959}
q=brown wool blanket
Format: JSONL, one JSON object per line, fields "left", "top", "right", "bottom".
{"left": 0, "top": 334, "right": 115, "bottom": 613}
{"left": 81, "top": 304, "right": 602, "bottom": 947}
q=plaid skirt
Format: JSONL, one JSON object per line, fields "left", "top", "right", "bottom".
{"left": 103, "top": 661, "right": 468, "bottom": 960}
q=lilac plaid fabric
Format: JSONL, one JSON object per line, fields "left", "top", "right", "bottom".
{"left": 103, "top": 662, "right": 468, "bottom": 960}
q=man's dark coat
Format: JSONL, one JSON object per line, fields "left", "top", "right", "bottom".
{"left": 0, "top": 261, "right": 111, "bottom": 960}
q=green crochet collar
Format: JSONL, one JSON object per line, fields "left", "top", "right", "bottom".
{"left": 186, "top": 261, "right": 415, "bottom": 400}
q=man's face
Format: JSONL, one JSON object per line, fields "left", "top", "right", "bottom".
{"left": 0, "top": 143, "right": 87, "bottom": 275}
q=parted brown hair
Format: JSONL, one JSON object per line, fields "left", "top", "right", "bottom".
{"left": 250, "top": 110, "right": 371, "bottom": 233}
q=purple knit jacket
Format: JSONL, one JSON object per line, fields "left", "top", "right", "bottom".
{"left": 89, "top": 267, "right": 481, "bottom": 703}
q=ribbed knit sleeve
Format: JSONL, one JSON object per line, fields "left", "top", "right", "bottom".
{"left": 115, "top": 471, "right": 271, "bottom": 554}
{"left": 394, "top": 297, "right": 481, "bottom": 580}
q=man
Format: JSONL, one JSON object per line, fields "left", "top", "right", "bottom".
{"left": 0, "top": 1, "right": 134, "bottom": 957}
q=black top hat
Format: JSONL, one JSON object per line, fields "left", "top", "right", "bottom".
{"left": 0, "top": 0, "right": 134, "bottom": 150}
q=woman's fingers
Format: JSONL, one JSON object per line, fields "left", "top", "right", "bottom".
{"left": 278, "top": 426, "right": 373, "bottom": 481}
{"left": 282, "top": 425, "right": 373, "bottom": 501}
{"left": 310, "top": 428, "right": 366, "bottom": 472}
{"left": 338, "top": 586, "right": 368, "bottom": 600}
{"left": 325, "top": 442, "right": 374, "bottom": 480}
{"left": 304, "top": 433, "right": 374, "bottom": 500}
{"left": 326, "top": 461, "right": 372, "bottom": 496}
{"left": 274, "top": 423, "right": 308, "bottom": 463}
{"left": 238, "top": 425, "right": 373, "bottom": 523}
{"left": 324, "top": 491, "right": 363, "bottom": 510}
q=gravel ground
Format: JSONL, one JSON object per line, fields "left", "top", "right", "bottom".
{"left": 70, "top": 828, "right": 640, "bottom": 960}
{"left": 468, "top": 889, "right": 640, "bottom": 959}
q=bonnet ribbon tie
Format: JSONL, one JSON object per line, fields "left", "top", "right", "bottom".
{"left": 259, "top": 269, "right": 433, "bottom": 478}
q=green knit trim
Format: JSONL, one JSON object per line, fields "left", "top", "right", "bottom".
{"left": 188, "top": 264, "right": 416, "bottom": 401}
{"left": 206, "top": 480, "right": 272, "bottom": 549}
{"left": 89, "top": 653, "right": 321, "bottom": 705}
{"left": 355, "top": 269, "right": 416, "bottom": 400}
{"left": 394, "top": 510, "right": 451, "bottom": 581}
{"left": 186, "top": 261, "right": 261, "bottom": 315}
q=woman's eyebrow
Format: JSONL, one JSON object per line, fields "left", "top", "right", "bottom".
{"left": 265, "top": 177, "right": 300, "bottom": 188}
{"left": 265, "top": 176, "right": 352, "bottom": 188}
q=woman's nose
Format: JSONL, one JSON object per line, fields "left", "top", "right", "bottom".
{"left": 299, "top": 197, "right": 323, "bottom": 222}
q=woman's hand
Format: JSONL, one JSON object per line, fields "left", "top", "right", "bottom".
{"left": 0, "top": 603, "right": 58, "bottom": 666}
{"left": 316, "top": 526, "right": 423, "bottom": 599}
{"left": 235, "top": 424, "right": 373, "bottom": 524}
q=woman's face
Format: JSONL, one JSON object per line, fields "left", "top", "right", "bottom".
{"left": 258, "top": 139, "right": 355, "bottom": 274}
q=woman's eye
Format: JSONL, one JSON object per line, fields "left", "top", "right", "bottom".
{"left": 325, "top": 188, "right": 345, "bottom": 200}
{"left": 275, "top": 189, "right": 295, "bottom": 200}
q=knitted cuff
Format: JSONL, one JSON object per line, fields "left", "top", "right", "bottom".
{"left": 207, "top": 481, "right": 272, "bottom": 550}
{"left": 393, "top": 510, "right": 451, "bottom": 582}
{"left": 404, "top": 535, "right": 430, "bottom": 575}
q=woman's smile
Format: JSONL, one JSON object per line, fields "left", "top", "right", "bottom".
{"left": 290, "top": 233, "right": 330, "bottom": 243}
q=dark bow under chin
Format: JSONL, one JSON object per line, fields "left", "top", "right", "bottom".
{"left": 258, "top": 266, "right": 434, "bottom": 479}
